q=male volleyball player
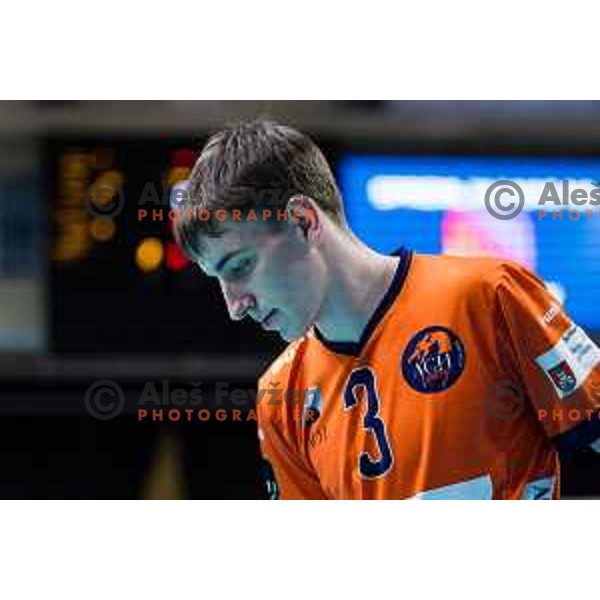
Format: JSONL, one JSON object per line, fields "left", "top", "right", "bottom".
{"left": 173, "top": 119, "right": 600, "bottom": 499}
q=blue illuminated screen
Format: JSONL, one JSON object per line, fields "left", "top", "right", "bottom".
{"left": 337, "top": 155, "right": 600, "bottom": 332}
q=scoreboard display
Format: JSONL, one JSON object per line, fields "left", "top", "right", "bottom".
{"left": 46, "top": 137, "right": 283, "bottom": 357}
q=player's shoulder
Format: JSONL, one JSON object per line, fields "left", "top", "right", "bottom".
{"left": 416, "top": 253, "right": 540, "bottom": 298}
{"left": 454, "top": 255, "right": 544, "bottom": 300}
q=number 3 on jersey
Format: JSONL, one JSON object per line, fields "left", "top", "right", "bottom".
{"left": 343, "top": 367, "right": 394, "bottom": 479}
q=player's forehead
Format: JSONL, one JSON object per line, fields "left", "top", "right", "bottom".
{"left": 194, "top": 219, "right": 268, "bottom": 276}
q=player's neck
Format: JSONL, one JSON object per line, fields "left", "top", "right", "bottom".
{"left": 314, "top": 235, "right": 400, "bottom": 345}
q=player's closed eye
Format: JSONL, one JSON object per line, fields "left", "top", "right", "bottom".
{"left": 228, "top": 256, "right": 254, "bottom": 279}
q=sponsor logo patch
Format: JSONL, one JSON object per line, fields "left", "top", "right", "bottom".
{"left": 547, "top": 360, "right": 577, "bottom": 394}
{"left": 541, "top": 303, "right": 561, "bottom": 326}
{"left": 402, "top": 326, "right": 466, "bottom": 393}
{"left": 535, "top": 325, "right": 600, "bottom": 398}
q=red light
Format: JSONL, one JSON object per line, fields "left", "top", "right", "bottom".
{"left": 166, "top": 241, "right": 191, "bottom": 272}
{"left": 172, "top": 149, "right": 196, "bottom": 169}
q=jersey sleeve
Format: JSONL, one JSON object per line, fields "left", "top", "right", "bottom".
{"left": 257, "top": 403, "right": 327, "bottom": 500}
{"left": 256, "top": 355, "right": 328, "bottom": 500}
{"left": 492, "top": 261, "right": 600, "bottom": 455}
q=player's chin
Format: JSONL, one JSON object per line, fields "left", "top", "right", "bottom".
{"left": 277, "top": 321, "right": 303, "bottom": 342}
{"left": 288, "top": 319, "right": 316, "bottom": 342}
{"left": 278, "top": 330, "right": 295, "bottom": 342}
{"left": 276, "top": 312, "right": 316, "bottom": 342}
{"left": 278, "top": 322, "right": 296, "bottom": 342}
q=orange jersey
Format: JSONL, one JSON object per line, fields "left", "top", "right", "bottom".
{"left": 257, "top": 248, "right": 600, "bottom": 499}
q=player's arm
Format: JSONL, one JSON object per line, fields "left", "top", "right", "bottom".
{"left": 491, "top": 261, "right": 600, "bottom": 457}
{"left": 257, "top": 394, "right": 328, "bottom": 500}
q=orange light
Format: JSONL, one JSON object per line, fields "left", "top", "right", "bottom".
{"left": 89, "top": 218, "right": 116, "bottom": 242}
{"left": 135, "top": 238, "right": 164, "bottom": 272}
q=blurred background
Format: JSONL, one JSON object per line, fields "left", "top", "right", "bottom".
{"left": 1, "top": 100, "right": 599, "bottom": 499}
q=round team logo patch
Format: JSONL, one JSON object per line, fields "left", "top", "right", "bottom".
{"left": 402, "top": 326, "right": 466, "bottom": 393}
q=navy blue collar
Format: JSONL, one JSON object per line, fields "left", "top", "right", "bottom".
{"left": 313, "top": 246, "right": 413, "bottom": 356}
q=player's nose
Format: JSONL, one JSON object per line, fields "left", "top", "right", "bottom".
{"left": 220, "top": 280, "right": 256, "bottom": 321}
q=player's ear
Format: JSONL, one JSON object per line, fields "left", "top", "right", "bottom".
{"left": 287, "top": 195, "right": 320, "bottom": 244}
